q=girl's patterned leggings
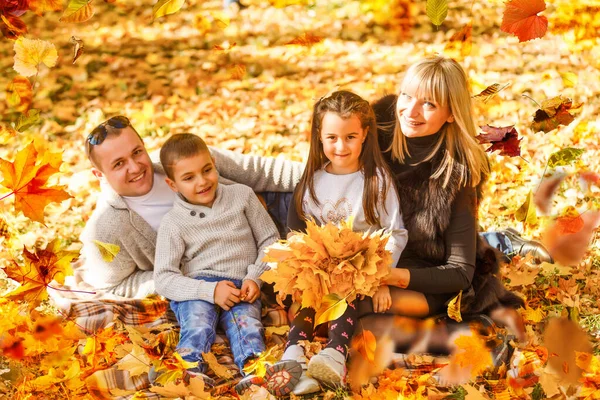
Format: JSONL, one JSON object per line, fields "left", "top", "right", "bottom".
{"left": 285, "top": 300, "right": 357, "bottom": 357}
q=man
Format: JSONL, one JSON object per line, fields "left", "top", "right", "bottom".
{"left": 77, "top": 116, "right": 302, "bottom": 298}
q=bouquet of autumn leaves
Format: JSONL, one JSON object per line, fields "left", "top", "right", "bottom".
{"left": 261, "top": 218, "right": 392, "bottom": 325}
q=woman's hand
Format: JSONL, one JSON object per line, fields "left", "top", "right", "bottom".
{"left": 372, "top": 285, "right": 392, "bottom": 313}
{"left": 383, "top": 268, "right": 411, "bottom": 288}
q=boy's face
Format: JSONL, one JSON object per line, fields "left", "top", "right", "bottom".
{"left": 91, "top": 127, "right": 154, "bottom": 197}
{"left": 165, "top": 151, "right": 219, "bottom": 207}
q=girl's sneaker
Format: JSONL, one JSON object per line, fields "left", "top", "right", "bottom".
{"left": 307, "top": 348, "right": 346, "bottom": 388}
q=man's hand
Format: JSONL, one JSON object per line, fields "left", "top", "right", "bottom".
{"left": 372, "top": 285, "right": 392, "bottom": 313}
{"left": 240, "top": 280, "right": 260, "bottom": 303}
{"left": 214, "top": 281, "right": 241, "bottom": 311}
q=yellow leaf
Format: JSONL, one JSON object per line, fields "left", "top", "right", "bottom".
{"left": 447, "top": 290, "right": 462, "bottom": 322}
{"left": 153, "top": 0, "right": 186, "bottom": 20}
{"left": 351, "top": 330, "right": 377, "bottom": 364}
{"left": 452, "top": 332, "right": 494, "bottom": 376}
{"left": 117, "top": 344, "right": 150, "bottom": 377}
{"left": 16, "top": 109, "right": 40, "bottom": 132}
{"left": 202, "top": 351, "right": 234, "bottom": 379}
{"left": 93, "top": 240, "right": 121, "bottom": 262}
{"left": 515, "top": 190, "right": 538, "bottom": 226}
{"left": 523, "top": 307, "right": 545, "bottom": 323}
{"left": 243, "top": 346, "right": 279, "bottom": 377}
{"left": 265, "top": 325, "right": 290, "bottom": 337}
{"left": 60, "top": 0, "right": 94, "bottom": 23}
{"left": 314, "top": 293, "right": 348, "bottom": 327}
{"left": 13, "top": 37, "right": 58, "bottom": 77}
{"left": 6, "top": 76, "right": 33, "bottom": 113}
{"left": 560, "top": 72, "right": 578, "bottom": 88}
{"left": 149, "top": 380, "right": 192, "bottom": 397}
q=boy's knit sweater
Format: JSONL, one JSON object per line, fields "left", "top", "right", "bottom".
{"left": 154, "top": 183, "right": 280, "bottom": 302}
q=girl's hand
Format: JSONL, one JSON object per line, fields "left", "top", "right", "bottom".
{"left": 240, "top": 280, "right": 260, "bottom": 303}
{"left": 372, "top": 285, "right": 392, "bottom": 313}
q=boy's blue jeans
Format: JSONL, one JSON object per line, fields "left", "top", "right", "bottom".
{"left": 170, "top": 277, "right": 265, "bottom": 373}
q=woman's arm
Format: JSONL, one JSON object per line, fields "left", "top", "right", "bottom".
{"left": 210, "top": 147, "right": 304, "bottom": 192}
{"left": 385, "top": 186, "right": 477, "bottom": 293}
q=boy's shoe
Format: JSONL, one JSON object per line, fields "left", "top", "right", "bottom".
{"left": 307, "top": 348, "right": 346, "bottom": 388}
{"left": 234, "top": 374, "right": 265, "bottom": 395}
{"left": 264, "top": 359, "right": 304, "bottom": 396}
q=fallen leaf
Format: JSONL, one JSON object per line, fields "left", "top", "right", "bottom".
{"left": 314, "top": 293, "right": 348, "bottom": 326}
{"left": 60, "top": 0, "right": 94, "bottom": 23}
{"left": 426, "top": 0, "right": 448, "bottom": 27}
{"left": 93, "top": 240, "right": 120, "bottom": 262}
{"left": 0, "top": 141, "right": 72, "bottom": 223}
{"left": 153, "top": 0, "right": 185, "bottom": 20}
{"left": 16, "top": 109, "right": 41, "bottom": 132}
{"left": 531, "top": 97, "right": 582, "bottom": 133}
{"left": 286, "top": 32, "right": 323, "bottom": 47}
{"left": 447, "top": 290, "right": 462, "bottom": 322}
{"left": 13, "top": 37, "right": 58, "bottom": 77}
{"left": 476, "top": 125, "right": 522, "bottom": 157}
{"left": 507, "top": 268, "right": 539, "bottom": 287}
{"left": 202, "top": 351, "right": 234, "bottom": 379}
{"left": 69, "top": 36, "right": 84, "bottom": 64}
{"left": 117, "top": 344, "right": 150, "bottom": 377}
{"left": 501, "top": 0, "right": 548, "bottom": 42}
{"left": 6, "top": 76, "right": 33, "bottom": 113}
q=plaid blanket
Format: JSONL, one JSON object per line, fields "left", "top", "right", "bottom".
{"left": 49, "top": 285, "right": 288, "bottom": 400}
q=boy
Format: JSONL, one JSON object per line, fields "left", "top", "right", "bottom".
{"left": 154, "top": 133, "right": 299, "bottom": 394}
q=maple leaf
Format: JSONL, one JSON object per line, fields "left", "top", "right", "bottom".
{"left": 531, "top": 96, "right": 581, "bottom": 133}
{"left": 13, "top": 37, "right": 58, "bottom": 77}
{"left": 202, "top": 351, "right": 234, "bottom": 379}
{"left": 0, "top": 141, "right": 72, "bottom": 223}
{"left": 554, "top": 207, "right": 584, "bottom": 236}
{"left": 243, "top": 346, "right": 280, "bottom": 377}
{"left": 152, "top": 352, "right": 198, "bottom": 385}
{"left": 60, "top": 0, "right": 94, "bottom": 23}
{"left": 3, "top": 239, "right": 78, "bottom": 307}
{"left": 286, "top": 32, "right": 323, "bottom": 47}
{"left": 117, "top": 344, "right": 151, "bottom": 377}
{"left": 472, "top": 83, "right": 510, "bottom": 103}
{"left": 452, "top": 332, "right": 494, "bottom": 377}
{"left": 6, "top": 76, "right": 33, "bottom": 113}
{"left": 501, "top": 0, "right": 548, "bottom": 42}
{"left": 476, "top": 125, "right": 522, "bottom": 157}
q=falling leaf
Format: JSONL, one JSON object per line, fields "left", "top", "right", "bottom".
{"left": 93, "top": 240, "right": 120, "bottom": 262}
{"left": 476, "top": 125, "right": 522, "bottom": 157}
{"left": 447, "top": 290, "right": 462, "bottom": 322}
{"left": 554, "top": 207, "right": 584, "bottom": 236}
{"left": 60, "top": 0, "right": 94, "bottom": 23}
{"left": 426, "top": 0, "right": 448, "bottom": 27}
{"left": 515, "top": 190, "right": 538, "bottom": 226}
{"left": 351, "top": 330, "right": 377, "bottom": 364}
{"left": 547, "top": 147, "right": 584, "bottom": 169}
{"left": 472, "top": 82, "right": 510, "bottom": 103}
{"left": 531, "top": 96, "right": 581, "bottom": 133}
{"left": 152, "top": 0, "right": 185, "bottom": 20}
{"left": 213, "top": 42, "right": 237, "bottom": 52}
{"left": 444, "top": 24, "right": 472, "bottom": 60}
{"left": 501, "top": 0, "right": 548, "bottom": 42}
{"left": 0, "top": 141, "right": 72, "bottom": 223}
{"left": 560, "top": 72, "right": 578, "bottom": 88}
{"left": 16, "top": 109, "right": 41, "bottom": 132}
{"left": 6, "top": 76, "right": 33, "bottom": 113}
{"left": 533, "top": 173, "right": 567, "bottom": 215}
{"left": 69, "top": 36, "right": 84, "bottom": 64}
{"left": 3, "top": 239, "right": 78, "bottom": 307}
{"left": 286, "top": 32, "right": 323, "bottom": 47}
{"left": 13, "top": 37, "right": 58, "bottom": 77}
{"left": 542, "top": 210, "right": 600, "bottom": 266}
{"left": 202, "top": 351, "right": 234, "bottom": 379}
{"left": 314, "top": 293, "right": 348, "bottom": 326}
{"left": 28, "top": 0, "right": 63, "bottom": 15}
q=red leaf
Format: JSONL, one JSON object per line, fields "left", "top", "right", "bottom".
{"left": 476, "top": 125, "right": 522, "bottom": 157}
{"left": 501, "top": 0, "right": 548, "bottom": 42}
{"left": 543, "top": 211, "right": 600, "bottom": 266}
{"left": 0, "top": 14, "right": 28, "bottom": 39}
{"left": 531, "top": 96, "right": 581, "bottom": 133}
{"left": 555, "top": 214, "right": 584, "bottom": 236}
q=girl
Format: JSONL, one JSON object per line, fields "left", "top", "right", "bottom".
{"left": 265, "top": 90, "right": 408, "bottom": 396}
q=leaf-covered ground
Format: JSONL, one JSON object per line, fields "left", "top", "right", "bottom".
{"left": 1, "top": 0, "right": 600, "bottom": 398}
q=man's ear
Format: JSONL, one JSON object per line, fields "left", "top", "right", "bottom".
{"left": 165, "top": 177, "right": 179, "bottom": 193}
{"left": 91, "top": 168, "right": 103, "bottom": 179}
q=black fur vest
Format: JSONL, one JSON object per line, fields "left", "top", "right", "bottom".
{"left": 372, "top": 95, "right": 524, "bottom": 314}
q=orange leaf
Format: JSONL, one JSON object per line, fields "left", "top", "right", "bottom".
{"left": 533, "top": 173, "right": 567, "bottom": 215}
{"left": 542, "top": 210, "right": 600, "bottom": 266}
{"left": 28, "top": 0, "right": 63, "bottom": 15}
{"left": 0, "top": 141, "right": 72, "bottom": 223}
{"left": 3, "top": 238, "right": 78, "bottom": 307}
{"left": 452, "top": 332, "right": 493, "bottom": 376}
{"left": 351, "top": 330, "right": 377, "bottom": 364}
{"left": 501, "top": 0, "right": 548, "bottom": 42}
{"left": 554, "top": 208, "right": 584, "bottom": 236}
{"left": 531, "top": 96, "right": 581, "bottom": 133}
{"left": 0, "top": 14, "right": 28, "bottom": 39}
{"left": 0, "top": 334, "right": 24, "bottom": 360}
{"left": 286, "top": 32, "right": 323, "bottom": 47}
{"left": 444, "top": 24, "right": 472, "bottom": 60}
{"left": 60, "top": 0, "right": 94, "bottom": 23}
{"left": 6, "top": 76, "right": 32, "bottom": 113}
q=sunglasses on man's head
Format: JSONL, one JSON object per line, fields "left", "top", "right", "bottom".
{"left": 87, "top": 116, "right": 131, "bottom": 146}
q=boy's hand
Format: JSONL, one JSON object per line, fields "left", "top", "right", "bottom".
{"left": 240, "top": 280, "right": 260, "bottom": 303}
{"left": 372, "top": 285, "right": 392, "bottom": 313}
{"left": 214, "top": 281, "right": 241, "bottom": 311}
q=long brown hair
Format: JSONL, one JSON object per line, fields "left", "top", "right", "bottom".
{"left": 390, "top": 56, "right": 489, "bottom": 187}
{"left": 294, "top": 90, "right": 394, "bottom": 226}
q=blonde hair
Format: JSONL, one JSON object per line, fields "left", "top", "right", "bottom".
{"left": 390, "top": 56, "right": 489, "bottom": 187}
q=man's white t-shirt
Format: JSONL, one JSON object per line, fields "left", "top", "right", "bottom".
{"left": 123, "top": 173, "right": 176, "bottom": 231}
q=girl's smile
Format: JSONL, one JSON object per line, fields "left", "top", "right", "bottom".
{"left": 320, "top": 112, "right": 367, "bottom": 175}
